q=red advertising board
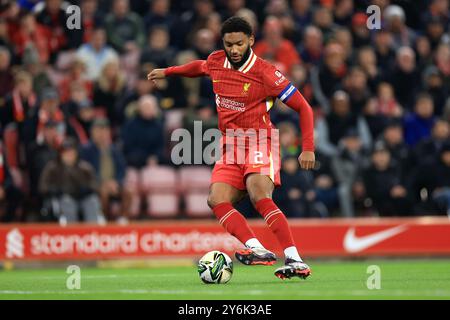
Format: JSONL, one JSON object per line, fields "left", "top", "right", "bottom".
{"left": 1, "top": 217, "right": 450, "bottom": 260}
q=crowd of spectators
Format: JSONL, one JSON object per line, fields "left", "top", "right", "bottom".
{"left": 0, "top": 0, "right": 449, "bottom": 223}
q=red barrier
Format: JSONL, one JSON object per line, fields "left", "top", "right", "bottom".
{"left": 1, "top": 217, "right": 450, "bottom": 260}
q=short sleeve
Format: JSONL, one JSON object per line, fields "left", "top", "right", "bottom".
{"left": 263, "top": 65, "right": 292, "bottom": 99}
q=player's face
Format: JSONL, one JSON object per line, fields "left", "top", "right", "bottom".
{"left": 223, "top": 32, "right": 254, "bottom": 68}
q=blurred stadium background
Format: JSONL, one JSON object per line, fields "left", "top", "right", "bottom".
{"left": 0, "top": 0, "right": 449, "bottom": 299}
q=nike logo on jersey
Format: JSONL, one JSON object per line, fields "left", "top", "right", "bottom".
{"left": 213, "top": 79, "right": 221, "bottom": 83}
{"left": 343, "top": 225, "right": 408, "bottom": 253}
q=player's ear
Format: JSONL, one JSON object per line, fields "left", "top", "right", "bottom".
{"left": 249, "top": 35, "right": 255, "bottom": 47}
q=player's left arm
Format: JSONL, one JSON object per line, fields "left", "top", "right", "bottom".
{"left": 280, "top": 85, "right": 315, "bottom": 170}
{"left": 264, "top": 68, "right": 315, "bottom": 170}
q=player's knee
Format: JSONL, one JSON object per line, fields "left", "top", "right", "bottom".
{"left": 248, "top": 192, "right": 271, "bottom": 207}
{"left": 207, "top": 195, "right": 228, "bottom": 209}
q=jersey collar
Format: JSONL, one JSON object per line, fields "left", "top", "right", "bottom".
{"left": 223, "top": 49, "right": 257, "bottom": 74}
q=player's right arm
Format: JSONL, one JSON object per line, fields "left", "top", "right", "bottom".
{"left": 147, "top": 60, "right": 209, "bottom": 82}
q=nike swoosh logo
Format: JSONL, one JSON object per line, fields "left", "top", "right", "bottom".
{"left": 343, "top": 225, "right": 408, "bottom": 253}
{"left": 213, "top": 80, "right": 221, "bottom": 83}
{"left": 252, "top": 164, "right": 266, "bottom": 168}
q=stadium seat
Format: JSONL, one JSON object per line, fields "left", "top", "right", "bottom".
{"left": 184, "top": 192, "right": 213, "bottom": 218}
{"left": 141, "top": 165, "right": 178, "bottom": 192}
{"left": 124, "top": 169, "right": 141, "bottom": 218}
{"left": 146, "top": 193, "right": 179, "bottom": 218}
{"left": 178, "top": 166, "right": 212, "bottom": 192}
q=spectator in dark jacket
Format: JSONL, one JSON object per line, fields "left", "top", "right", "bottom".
{"left": 430, "top": 143, "right": 450, "bottom": 216}
{"left": 274, "top": 155, "right": 328, "bottom": 218}
{"left": 122, "top": 95, "right": 165, "bottom": 168}
{"left": 0, "top": 141, "right": 23, "bottom": 222}
{"left": 103, "top": 0, "right": 146, "bottom": 53}
{"left": 39, "top": 138, "right": 104, "bottom": 225}
{"left": 362, "top": 142, "right": 412, "bottom": 216}
{"left": 412, "top": 118, "right": 449, "bottom": 166}
{"left": 377, "top": 120, "right": 412, "bottom": 180}
{"left": 80, "top": 119, "right": 131, "bottom": 222}
{"left": 26, "top": 120, "right": 60, "bottom": 198}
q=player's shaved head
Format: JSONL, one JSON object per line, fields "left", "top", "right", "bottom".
{"left": 221, "top": 16, "right": 254, "bottom": 69}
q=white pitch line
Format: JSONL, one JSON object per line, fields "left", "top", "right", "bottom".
{"left": 0, "top": 289, "right": 449, "bottom": 297}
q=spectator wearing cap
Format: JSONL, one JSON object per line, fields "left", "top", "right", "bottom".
{"left": 38, "top": 138, "right": 105, "bottom": 224}
{"left": 351, "top": 12, "right": 371, "bottom": 48}
{"left": 383, "top": 4, "right": 417, "bottom": 49}
{"left": 404, "top": 93, "right": 437, "bottom": 146}
{"left": 253, "top": 16, "right": 301, "bottom": 76}
{"left": 121, "top": 95, "right": 165, "bottom": 169}
{"left": 103, "top": 0, "right": 146, "bottom": 54}
{"left": 80, "top": 119, "right": 131, "bottom": 222}
{"left": 76, "top": 27, "right": 119, "bottom": 81}
{"left": 0, "top": 140, "right": 23, "bottom": 222}
{"left": 422, "top": 65, "right": 448, "bottom": 116}
{"left": 362, "top": 142, "right": 412, "bottom": 216}
{"left": 273, "top": 154, "right": 328, "bottom": 218}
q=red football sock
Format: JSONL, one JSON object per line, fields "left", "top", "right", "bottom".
{"left": 255, "top": 198, "right": 295, "bottom": 249}
{"left": 212, "top": 202, "right": 256, "bottom": 245}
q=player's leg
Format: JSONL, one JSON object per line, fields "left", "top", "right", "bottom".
{"left": 246, "top": 173, "right": 311, "bottom": 279}
{"left": 208, "top": 181, "right": 277, "bottom": 265}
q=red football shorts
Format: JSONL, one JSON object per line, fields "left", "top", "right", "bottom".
{"left": 210, "top": 135, "right": 281, "bottom": 190}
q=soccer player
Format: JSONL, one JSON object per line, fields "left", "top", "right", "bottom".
{"left": 148, "top": 17, "right": 315, "bottom": 280}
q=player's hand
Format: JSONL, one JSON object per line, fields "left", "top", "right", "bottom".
{"left": 298, "top": 151, "right": 315, "bottom": 170}
{"left": 147, "top": 68, "right": 166, "bottom": 83}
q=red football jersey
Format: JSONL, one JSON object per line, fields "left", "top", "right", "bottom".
{"left": 202, "top": 50, "right": 294, "bottom": 133}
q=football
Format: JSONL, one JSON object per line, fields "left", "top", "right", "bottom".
{"left": 197, "top": 251, "right": 233, "bottom": 284}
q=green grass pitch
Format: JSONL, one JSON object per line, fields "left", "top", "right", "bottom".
{"left": 1, "top": 259, "right": 449, "bottom": 300}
